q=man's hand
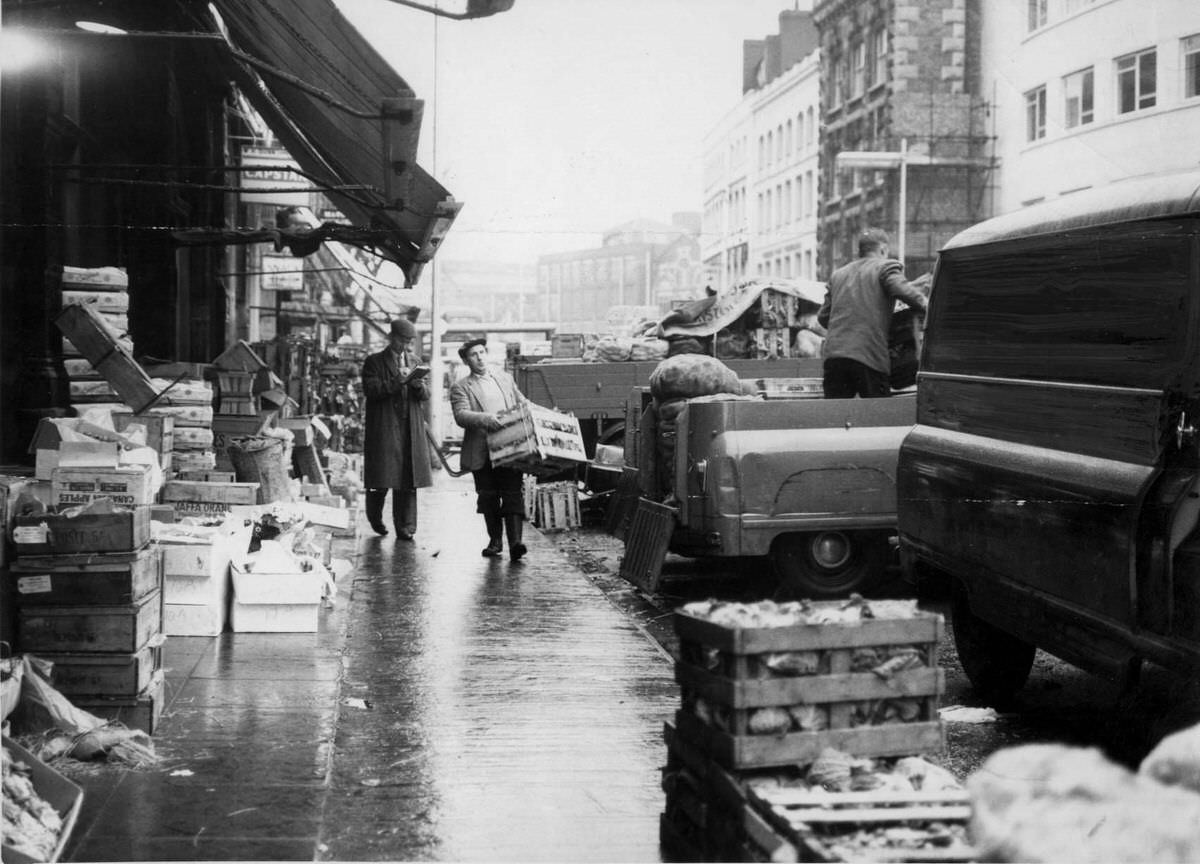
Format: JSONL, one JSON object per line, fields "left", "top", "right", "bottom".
{"left": 484, "top": 414, "right": 505, "bottom": 432}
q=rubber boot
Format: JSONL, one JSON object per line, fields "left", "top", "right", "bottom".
{"left": 482, "top": 513, "right": 503, "bottom": 557}
{"left": 505, "top": 514, "right": 527, "bottom": 561}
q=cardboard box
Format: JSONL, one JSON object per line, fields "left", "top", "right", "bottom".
{"left": 154, "top": 404, "right": 213, "bottom": 427}
{"left": 153, "top": 379, "right": 213, "bottom": 406}
{"left": 63, "top": 289, "right": 130, "bottom": 313}
{"left": 112, "top": 411, "right": 175, "bottom": 468}
{"left": 175, "top": 470, "right": 236, "bottom": 483}
{"left": 51, "top": 464, "right": 155, "bottom": 507}
{"left": 62, "top": 264, "right": 127, "bottom": 288}
{"left": 18, "top": 590, "right": 162, "bottom": 653}
{"left": 73, "top": 670, "right": 165, "bottom": 735}
{"left": 230, "top": 569, "right": 322, "bottom": 632}
{"left": 1, "top": 735, "right": 84, "bottom": 864}
{"left": 11, "top": 547, "right": 161, "bottom": 606}
{"left": 164, "top": 602, "right": 226, "bottom": 637}
{"left": 12, "top": 506, "right": 151, "bottom": 556}
{"left": 173, "top": 427, "right": 214, "bottom": 450}
{"left": 161, "top": 539, "right": 233, "bottom": 607}
{"left": 38, "top": 641, "right": 161, "bottom": 697}
{"left": 171, "top": 451, "right": 216, "bottom": 473}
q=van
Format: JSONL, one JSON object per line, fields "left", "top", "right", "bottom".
{"left": 898, "top": 170, "right": 1200, "bottom": 701}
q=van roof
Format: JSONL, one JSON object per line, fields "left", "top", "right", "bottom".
{"left": 944, "top": 169, "right": 1200, "bottom": 251}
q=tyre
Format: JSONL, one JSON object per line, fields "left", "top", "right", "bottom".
{"left": 771, "top": 530, "right": 889, "bottom": 599}
{"left": 951, "top": 583, "right": 1035, "bottom": 705}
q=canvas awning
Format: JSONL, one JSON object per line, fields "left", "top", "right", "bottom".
{"left": 208, "top": 0, "right": 460, "bottom": 286}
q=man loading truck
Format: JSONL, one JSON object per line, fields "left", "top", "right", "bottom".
{"left": 820, "top": 228, "right": 929, "bottom": 398}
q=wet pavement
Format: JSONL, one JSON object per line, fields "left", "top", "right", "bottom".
{"left": 60, "top": 471, "right": 678, "bottom": 862}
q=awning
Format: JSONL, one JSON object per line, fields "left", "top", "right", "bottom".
{"left": 208, "top": 0, "right": 460, "bottom": 286}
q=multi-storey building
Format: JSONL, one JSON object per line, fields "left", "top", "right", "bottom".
{"left": 536, "top": 214, "right": 704, "bottom": 332}
{"left": 701, "top": 10, "right": 821, "bottom": 291}
{"left": 981, "top": 0, "right": 1200, "bottom": 215}
{"left": 814, "top": 0, "right": 992, "bottom": 279}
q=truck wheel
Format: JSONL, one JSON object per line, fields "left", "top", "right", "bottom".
{"left": 771, "top": 531, "right": 888, "bottom": 599}
{"left": 951, "top": 584, "right": 1035, "bottom": 705}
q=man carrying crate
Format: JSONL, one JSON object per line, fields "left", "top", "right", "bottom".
{"left": 449, "top": 338, "right": 530, "bottom": 560}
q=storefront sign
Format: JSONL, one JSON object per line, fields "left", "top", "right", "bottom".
{"left": 260, "top": 254, "right": 303, "bottom": 292}
{"left": 240, "top": 146, "right": 310, "bottom": 206}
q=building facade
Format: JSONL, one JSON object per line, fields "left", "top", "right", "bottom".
{"left": 701, "top": 10, "right": 821, "bottom": 291}
{"left": 536, "top": 215, "right": 704, "bottom": 332}
{"left": 981, "top": 0, "right": 1200, "bottom": 215}
{"left": 814, "top": 0, "right": 992, "bottom": 280}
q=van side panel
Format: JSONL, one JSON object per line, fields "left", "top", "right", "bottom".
{"left": 924, "top": 222, "right": 1194, "bottom": 390}
{"left": 917, "top": 374, "right": 1164, "bottom": 466}
{"left": 899, "top": 425, "right": 1156, "bottom": 626}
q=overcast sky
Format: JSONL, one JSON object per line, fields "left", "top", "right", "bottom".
{"left": 335, "top": 0, "right": 812, "bottom": 265}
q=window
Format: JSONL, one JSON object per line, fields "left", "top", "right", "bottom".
{"left": 797, "top": 113, "right": 805, "bottom": 153}
{"left": 806, "top": 170, "right": 815, "bottom": 217}
{"left": 1185, "top": 35, "right": 1200, "bottom": 99}
{"left": 777, "top": 125, "right": 784, "bottom": 162}
{"left": 807, "top": 108, "right": 815, "bottom": 146}
{"left": 828, "top": 58, "right": 839, "bottom": 109}
{"left": 1064, "top": 67, "right": 1094, "bottom": 128}
{"left": 785, "top": 120, "right": 793, "bottom": 157}
{"left": 766, "top": 131, "right": 774, "bottom": 165}
{"left": 1117, "top": 48, "right": 1156, "bottom": 113}
{"left": 851, "top": 41, "right": 866, "bottom": 98}
{"left": 1027, "top": 0, "right": 1047, "bottom": 31}
{"left": 872, "top": 29, "right": 888, "bottom": 87}
{"left": 1026, "top": 85, "right": 1047, "bottom": 141}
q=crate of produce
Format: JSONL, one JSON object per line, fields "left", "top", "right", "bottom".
{"left": 760, "top": 290, "right": 798, "bottom": 329}
{"left": 50, "top": 464, "right": 155, "bottom": 508}
{"left": 155, "top": 404, "right": 213, "bottom": 428}
{"left": 73, "top": 669, "right": 165, "bottom": 735}
{"left": 744, "top": 751, "right": 975, "bottom": 863}
{"left": 754, "top": 327, "right": 794, "bottom": 360}
{"left": 533, "top": 481, "right": 581, "bottom": 531}
{"left": 54, "top": 304, "right": 155, "bottom": 409}
{"left": 672, "top": 599, "right": 944, "bottom": 770}
{"left": 17, "top": 590, "right": 161, "bottom": 654}
{"left": 551, "top": 333, "right": 585, "bottom": 358}
{"left": 160, "top": 480, "right": 260, "bottom": 518}
{"left": 36, "top": 641, "right": 161, "bottom": 698}
{"left": 487, "top": 402, "right": 588, "bottom": 477}
{"left": 757, "top": 377, "right": 825, "bottom": 400}
{"left": 2, "top": 734, "right": 84, "bottom": 864}
{"left": 12, "top": 506, "right": 151, "bottom": 556}
{"left": 111, "top": 411, "right": 174, "bottom": 467}
{"left": 11, "top": 547, "right": 161, "bottom": 607}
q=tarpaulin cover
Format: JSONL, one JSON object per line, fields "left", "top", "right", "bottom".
{"left": 658, "top": 278, "right": 827, "bottom": 339}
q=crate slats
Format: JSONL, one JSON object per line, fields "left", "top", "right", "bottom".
{"left": 677, "top": 663, "right": 945, "bottom": 709}
{"left": 741, "top": 803, "right": 798, "bottom": 863}
{"left": 619, "top": 497, "right": 675, "bottom": 592}
{"left": 676, "top": 611, "right": 943, "bottom": 655}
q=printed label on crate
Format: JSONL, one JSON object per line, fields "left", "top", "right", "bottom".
{"left": 170, "top": 500, "right": 239, "bottom": 516}
{"left": 13, "top": 525, "right": 49, "bottom": 544}
{"left": 17, "top": 575, "right": 53, "bottom": 594}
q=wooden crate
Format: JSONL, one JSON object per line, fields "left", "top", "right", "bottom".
{"left": 63, "top": 289, "right": 130, "bottom": 314}
{"left": 673, "top": 607, "right": 945, "bottom": 770}
{"left": 757, "top": 377, "right": 824, "bottom": 400}
{"left": 2, "top": 734, "right": 84, "bottom": 864}
{"left": 37, "top": 641, "right": 161, "bottom": 697}
{"left": 62, "top": 264, "right": 127, "bottom": 289}
{"left": 533, "top": 481, "right": 580, "bottom": 531}
{"left": 50, "top": 464, "right": 155, "bottom": 507}
{"left": 18, "top": 589, "right": 162, "bottom": 653}
{"left": 487, "top": 402, "right": 588, "bottom": 476}
{"left": 73, "top": 669, "right": 166, "bottom": 735}
{"left": 747, "top": 785, "right": 976, "bottom": 863}
{"left": 54, "top": 304, "right": 156, "bottom": 409}
{"left": 12, "top": 507, "right": 151, "bottom": 556}
{"left": 11, "top": 547, "right": 161, "bottom": 607}
{"left": 760, "top": 290, "right": 797, "bottom": 329}
{"left": 754, "top": 327, "right": 793, "bottom": 360}
{"left": 160, "top": 480, "right": 260, "bottom": 518}
{"left": 212, "top": 414, "right": 271, "bottom": 470}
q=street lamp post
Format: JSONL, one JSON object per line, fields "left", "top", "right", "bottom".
{"left": 834, "top": 137, "right": 909, "bottom": 263}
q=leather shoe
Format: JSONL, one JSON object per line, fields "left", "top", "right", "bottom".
{"left": 481, "top": 540, "right": 503, "bottom": 557}
{"left": 396, "top": 530, "right": 415, "bottom": 541}
{"left": 369, "top": 520, "right": 388, "bottom": 536}
{"left": 509, "top": 542, "right": 527, "bottom": 562}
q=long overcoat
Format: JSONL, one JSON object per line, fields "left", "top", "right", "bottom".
{"left": 361, "top": 347, "right": 433, "bottom": 490}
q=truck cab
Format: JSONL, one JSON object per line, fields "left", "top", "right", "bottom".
{"left": 898, "top": 170, "right": 1200, "bottom": 700}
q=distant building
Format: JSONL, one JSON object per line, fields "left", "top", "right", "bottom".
{"left": 537, "top": 214, "right": 704, "bottom": 332}
{"left": 980, "top": 0, "right": 1200, "bottom": 215}
{"left": 813, "top": 0, "right": 992, "bottom": 279}
{"left": 436, "top": 259, "right": 539, "bottom": 323}
{"left": 701, "top": 10, "right": 821, "bottom": 291}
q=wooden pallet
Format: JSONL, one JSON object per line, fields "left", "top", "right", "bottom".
{"left": 747, "top": 785, "right": 976, "bottom": 863}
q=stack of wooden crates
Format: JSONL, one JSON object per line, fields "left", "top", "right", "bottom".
{"left": 59, "top": 266, "right": 134, "bottom": 410}
{"left": 9, "top": 499, "right": 165, "bottom": 734}
{"left": 660, "top": 602, "right": 952, "bottom": 863}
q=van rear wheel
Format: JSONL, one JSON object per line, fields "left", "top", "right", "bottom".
{"left": 951, "top": 584, "right": 1035, "bottom": 705}
{"left": 771, "top": 530, "right": 888, "bottom": 599}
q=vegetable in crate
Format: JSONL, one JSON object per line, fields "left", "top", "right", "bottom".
{"left": 2, "top": 746, "right": 65, "bottom": 862}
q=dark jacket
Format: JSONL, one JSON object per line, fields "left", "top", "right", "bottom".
{"left": 819, "top": 256, "right": 928, "bottom": 374}
{"left": 449, "top": 369, "right": 526, "bottom": 472}
{"left": 361, "top": 347, "right": 432, "bottom": 489}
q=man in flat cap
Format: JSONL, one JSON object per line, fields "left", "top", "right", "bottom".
{"left": 450, "top": 337, "right": 530, "bottom": 560}
{"left": 361, "top": 318, "right": 432, "bottom": 539}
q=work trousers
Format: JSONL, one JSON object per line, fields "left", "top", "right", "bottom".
{"left": 822, "top": 357, "right": 891, "bottom": 399}
{"left": 472, "top": 462, "right": 525, "bottom": 518}
{"left": 365, "top": 487, "right": 418, "bottom": 535}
